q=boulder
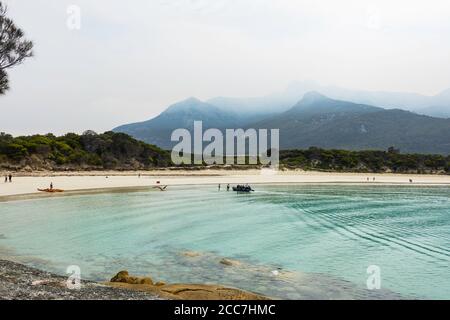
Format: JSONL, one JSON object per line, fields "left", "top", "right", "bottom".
{"left": 220, "top": 258, "right": 233, "bottom": 266}
{"left": 181, "top": 251, "right": 201, "bottom": 258}
{"left": 219, "top": 258, "right": 241, "bottom": 267}
{"left": 159, "top": 284, "right": 268, "bottom": 300}
{"left": 107, "top": 271, "right": 269, "bottom": 300}
{"left": 110, "top": 270, "right": 153, "bottom": 285}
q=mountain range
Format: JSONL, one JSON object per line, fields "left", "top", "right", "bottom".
{"left": 114, "top": 97, "right": 242, "bottom": 149}
{"left": 114, "top": 85, "right": 450, "bottom": 154}
{"left": 208, "top": 81, "right": 450, "bottom": 118}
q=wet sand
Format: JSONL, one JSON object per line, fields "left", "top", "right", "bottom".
{"left": 1, "top": 169, "right": 449, "bottom": 198}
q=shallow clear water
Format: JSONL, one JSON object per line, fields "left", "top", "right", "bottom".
{"left": 0, "top": 185, "right": 449, "bottom": 299}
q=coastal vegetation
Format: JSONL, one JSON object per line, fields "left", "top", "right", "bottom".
{"left": 0, "top": 131, "right": 449, "bottom": 174}
{"left": 0, "top": 131, "right": 171, "bottom": 170}
{"left": 279, "top": 147, "right": 450, "bottom": 174}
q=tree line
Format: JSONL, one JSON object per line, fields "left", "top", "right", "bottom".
{"left": 1, "top": 131, "right": 449, "bottom": 174}
{"left": 280, "top": 147, "right": 450, "bottom": 174}
{"left": 0, "top": 131, "right": 171, "bottom": 170}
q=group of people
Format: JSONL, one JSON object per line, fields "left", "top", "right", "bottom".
{"left": 367, "top": 177, "right": 413, "bottom": 183}
{"left": 4, "top": 174, "right": 12, "bottom": 183}
{"left": 218, "top": 184, "right": 253, "bottom": 192}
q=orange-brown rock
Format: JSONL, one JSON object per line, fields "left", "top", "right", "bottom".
{"left": 155, "top": 281, "right": 166, "bottom": 287}
{"left": 159, "top": 283, "right": 268, "bottom": 300}
{"left": 110, "top": 270, "right": 153, "bottom": 285}
{"left": 106, "top": 271, "right": 269, "bottom": 300}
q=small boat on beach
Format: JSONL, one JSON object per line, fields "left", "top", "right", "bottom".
{"left": 232, "top": 185, "right": 254, "bottom": 193}
{"left": 37, "top": 188, "right": 64, "bottom": 193}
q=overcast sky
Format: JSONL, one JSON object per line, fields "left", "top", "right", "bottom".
{"left": 2, "top": 0, "right": 450, "bottom": 135}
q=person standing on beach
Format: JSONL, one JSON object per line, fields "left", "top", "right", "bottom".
{"left": 218, "top": 184, "right": 221, "bottom": 191}
{"left": 8, "top": 174, "right": 12, "bottom": 182}
{"left": 50, "top": 182, "right": 53, "bottom": 190}
{"left": 227, "top": 184, "right": 230, "bottom": 191}
{"left": 4, "top": 175, "right": 7, "bottom": 183}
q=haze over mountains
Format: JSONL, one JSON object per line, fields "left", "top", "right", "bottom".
{"left": 255, "top": 92, "right": 450, "bottom": 154}
{"left": 208, "top": 81, "right": 450, "bottom": 118}
{"left": 114, "top": 83, "right": 450, "bottom": 154}
{"left": 114, "top": 97, "right": 242, "bottom": 149}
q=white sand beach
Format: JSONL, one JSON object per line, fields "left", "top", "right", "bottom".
{"left": 0, "top": 170, "right": 449, "bottom": 198}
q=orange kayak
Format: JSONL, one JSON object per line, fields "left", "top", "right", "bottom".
{"left": 37, "top": 188, "right": 64, "bottom": 193}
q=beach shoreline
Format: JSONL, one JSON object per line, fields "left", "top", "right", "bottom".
{"left": 1, "top": 170, "right": 446, "bottom": 300}
{"left": 0, "top": 259, "right": 161, "bottom": 300}
{"left": 0, "top": 259, "right": 269, "bottom": 300}
{"left": 0, "top": 169, "right": 449, "bottom": 199}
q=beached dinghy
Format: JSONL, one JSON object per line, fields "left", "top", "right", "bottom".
{"left": 37, "top": 188, "right": 64, "bottom": 193}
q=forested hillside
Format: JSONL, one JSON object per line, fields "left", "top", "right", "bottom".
{"left": 280, "top": 148, "right": 450, "bottom": 174}
{"left": 0, "top": 131, "right": 171, "bottom": 171}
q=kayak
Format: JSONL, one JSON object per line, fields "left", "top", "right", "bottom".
{"left": 37, "top": 188, "right": 64, "bottom": 193}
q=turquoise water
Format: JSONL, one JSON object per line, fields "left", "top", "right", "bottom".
{"left": 0, "top": 185, "right": 449, "bottom": 299}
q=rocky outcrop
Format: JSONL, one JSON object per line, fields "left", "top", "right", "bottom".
{"left": 0, "top": 260, "right": 158, "bottom": 300}
{"left": 110, "top": 270, "right": 153, "bottom": 285}
{"left": 107, "top": 271, "right": 269, "bottom": 300}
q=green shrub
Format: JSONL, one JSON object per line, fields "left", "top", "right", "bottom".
{"left": 4, "top": 143, "right": 28, "bottom": 159}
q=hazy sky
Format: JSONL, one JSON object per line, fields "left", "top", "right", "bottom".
{"left": 2, "top": 0, "right": 450, "bottom": 135}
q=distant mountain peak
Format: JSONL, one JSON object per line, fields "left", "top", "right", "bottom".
{"left": 184, "top": 96, "right": 203, "bottom": 104}
{"left": 174, "top": 96, "right": 204, "bottom": 106}
{"left": 165, "top": 97, "right": 208, "bottom": 113}
{"left": 301, "top": 91, "right": 328, "bottom": 103}
{"left": 288, "top": 91, "right": 382, "bottom": 115}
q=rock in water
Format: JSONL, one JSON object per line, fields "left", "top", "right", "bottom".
{"left": 181, "top": 251, "right": 201, "bottom": 258}
{"left": 220, "top": 258, "right": 241, "bottom": 267}
{"left": 107, "top": 271, "right": 270, "bottom": 300}
{"left": 159, "top": 284, "right": 269, "bottom": 300}
{"left": 220, "top": 258, "right": 233, "bottom": 266}
{"left": 110, "top": 270, "right": 129, "bottom": 282}
{"left": 110, "top": 270, "right": 153, "bottom": 285}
